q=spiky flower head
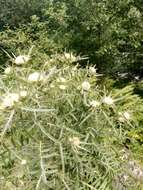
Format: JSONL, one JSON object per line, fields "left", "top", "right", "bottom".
{"left": 82, "top": 81, "right": 91, "bottom": 91}
{"left": 14, "top": 55, "right": 30, "bottom": 65}
{"left": 27, "top": 72, "right": 45, "bottom": 82}
{"left": 1, "top": 93, "right": 19, "bottom": 109}
{"left": 103, "top": 96, "right": 114, "bottom": 105}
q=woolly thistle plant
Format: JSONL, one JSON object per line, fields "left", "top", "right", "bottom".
{"left": 0, "top": 51, "right": 143, "bottom": 190}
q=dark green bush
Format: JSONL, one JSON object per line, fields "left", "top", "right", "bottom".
{"left": 0, "top": 0, "right": 48, "bottom": 28}
{"left": 1, "top": 0, "right": 143, "bottom": 75}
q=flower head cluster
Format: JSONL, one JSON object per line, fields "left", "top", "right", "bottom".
{"left": 0, "top": 90, "right": 28, "bottom": 109}
{"left": 1, "top": 93, "right": 20, "bottom": 109}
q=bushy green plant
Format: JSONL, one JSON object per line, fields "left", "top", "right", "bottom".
{"left": 0, "top": 51, "right": 143, "bottom": 189}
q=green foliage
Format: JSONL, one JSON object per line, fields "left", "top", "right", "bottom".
{"left": 1, "top": 0, "right": 143, "bottom": 74}
{"left": 64, "top": 0, "right": 143, "bottom": 74}
{"left": 0, "top": 0, "right": 48, "bottom": 28}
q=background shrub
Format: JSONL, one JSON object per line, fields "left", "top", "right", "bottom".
{"left": 1, "top": 0, "right": 143, "bottom": 75}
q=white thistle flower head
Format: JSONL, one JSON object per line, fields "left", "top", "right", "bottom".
{"left": 122, "top": 174, "right": 129, "bottom": 182}
{"left": 72, "top": 66, "right": 78, "bottom": 71}
{"left": 103, "top": 96, "right": 114, "bottom": 105}
{"left": 20, "top": 90, "right": 28, "bottom": 98}
{"left": 59, "top": 85, "right": 66, "bottom": 90}
{"left": 89, "top": 100, "right": 100, "bottom": 108}
{"left": 118, "top": 111, "right": 131, "bottom": 123}
{"left": 2, "top": 93, "right": 19, "bottom": 108}
{"left": 27, "top": 72, "right": 45, "bottom": 82}
{"left": 118, "top": 111, "right": 131, "bottom": 122}
{"left": 82, "top": 81, "right": 91, "bottom": 91}
{"left": 69, "top": 137, "right": 80, "bottom": 146}
{"left": 4, "top": 67, "right": 12, "bottom": 75}
{"left": 89, "top": 66, "right": 96, "bottom": 75}
{"left": 14, "top": 55, "right": 30, "bottom": 65}
{"left": 64, "top": 52, "right": 77, "bottom": 62}
{"left": 21, "top": 160, "right": 27, "bottom": 165}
